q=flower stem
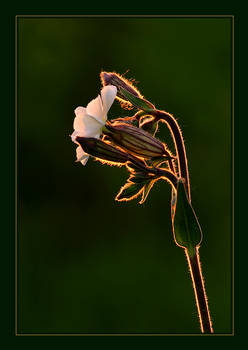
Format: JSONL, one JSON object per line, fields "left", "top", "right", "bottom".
{"left": 150, "top": 108, "right": 213, "bottom": 333}
{"left": 185, "top": 247, "right": 213, "bottom": 333}
{"left": 152, "top": 110, "right": 191, "bottom": 201}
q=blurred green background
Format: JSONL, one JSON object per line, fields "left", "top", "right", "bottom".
{"left": 18, "top": 17, "right": 232, "bottom": 334}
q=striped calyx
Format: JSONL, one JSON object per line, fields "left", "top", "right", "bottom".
{"left": 103, "top": 121, "right": 171, "bottom": 159}
{"left": 76, "top": 137, "right": 129, "bottom": 164}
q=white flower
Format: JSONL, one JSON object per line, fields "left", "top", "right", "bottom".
{"left": 71, "top": 85, "right": 117, "bottom": 165}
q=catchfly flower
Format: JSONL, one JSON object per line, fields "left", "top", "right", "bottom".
{"left": 71, "top": 72, "right": 214, "bottom": 334}
{"left": 71, "top": 85, "right": 117, "bottom": 165}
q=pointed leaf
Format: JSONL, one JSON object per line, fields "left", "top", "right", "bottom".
{"left": 139, "top": 180, "right": 156, "bottom": 204}
{"left": 172, "top": 180, "right": 202, "bottom": 257}
{"left": 115, "top": 182, "right": 145, "bottom": 202}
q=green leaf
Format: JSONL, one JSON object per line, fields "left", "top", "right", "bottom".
{"left": 119, "top": 87, "right": 154, "bottom": 112}
{"left": 139, "top": 180, "right": 156, "bottom": 204}
{"left": 172, "top": 180, "right": 202, "bottom": 257}
{"left": 115, "top": 182, "right": 145, "bottom": 202}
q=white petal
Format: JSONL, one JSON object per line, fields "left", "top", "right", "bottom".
{"left": 86, "top": 95, "right": 105, "bottom": 124}
{"left": 73, "top": 107, "right": 87, "bottom": 130}
{"left": 71, "top": 130, "right": 80, "bottom": 143}
{"left": 76, "top": 145, "right": 85, "bottom": 160}
{"left": 101, "top": 85, "right": 117, "bottom": 120}
{"left": 80, "top": 156, "right": 89, "bottom": 165}
{"left": 73, "top": 107, "right": 102, "bottom": 138}
{"left": 76, "top": 146, "right": 89, "bottom": 166}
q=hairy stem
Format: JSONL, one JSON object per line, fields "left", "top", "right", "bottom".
{"left": 149, "top": 108, "right": 212, "bottom": 332}
{"left": 185, "top": 247, "right": 213, "bottom": 333}
{"left": 152, "top": 110, "right": 191, "bottom": 201}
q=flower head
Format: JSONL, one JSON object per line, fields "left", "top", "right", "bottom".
{"left": 100, "top": 71, "right": 154, "bottom": 111}
{"left": 71, "top": 85, "right": 117, "bottom": 165}
{"left": 100, "top": 71, "right": 142, "bottom": 105}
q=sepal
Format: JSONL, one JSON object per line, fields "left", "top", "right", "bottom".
{"left": 76, "top": 137, "right": 129, "bottom": 165}
{"left": 115, "top": 182, "right": 145, "bottom": 202}
{"left": 103, "top": 121, "right": 169, "bottom": 159}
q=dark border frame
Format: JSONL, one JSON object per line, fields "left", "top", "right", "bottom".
{"left": 15, "top": 14, "right": 234, "bottom": 337}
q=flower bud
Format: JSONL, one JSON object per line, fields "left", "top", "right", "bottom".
{"left": 103, "top": 121, "right": 171, "bottom": 159}
{"left": 100, "top": 71, "right": 155, "bottom": 111}
{"left": 100, "top": 71, "right": 142, "bottom": 101}
{"left": 76, "top": 137, "right": 129, "bottom": 164}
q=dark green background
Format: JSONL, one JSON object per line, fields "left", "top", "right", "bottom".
{"left": 18, "top": 17, "right": 232, "bottom": 334}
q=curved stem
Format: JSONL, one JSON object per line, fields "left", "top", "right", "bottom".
{"left": 152, "top": 110, "right": 191, "bottom": 202}
{"left": 185, "top": 247, "right": 213, "bottom": 333}
{"left": 149, "top": 109, "right": 212, "bottom": 332}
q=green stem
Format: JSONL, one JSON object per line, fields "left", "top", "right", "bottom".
{"left": 152, "top": 109, "right": 191, "bottom": 201}
{"left": 185, "top": 247, "right": 213, "bottom": 333}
